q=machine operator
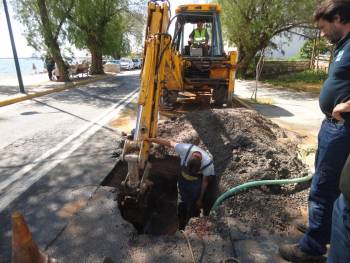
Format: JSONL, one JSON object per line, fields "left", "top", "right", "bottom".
{"left": 188, "top": 22, "right": 209, "bottom": 47}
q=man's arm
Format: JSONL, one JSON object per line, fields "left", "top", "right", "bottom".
{"left": 205, "top": 29, "right": 209, "bottom": 44}
{"left": 332, "top": 100, "right": 350, "bottom": 120}
{"left": 188, "top": 30, "right": 195, "bottom": 44}
{"left": 146, "top": 138, "right": 176, "bottom": 148}
{"left": 196, "top": 176, "right": 210, "bottom": 209}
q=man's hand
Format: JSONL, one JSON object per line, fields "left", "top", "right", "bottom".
{"left": 332, "top": 101, "right": 350, "bottom": 121}
{"left": 143, "top": 137, "right": 176, "bottom": 148}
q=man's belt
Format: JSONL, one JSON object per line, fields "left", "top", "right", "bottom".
{"left": 325, "top": 115, "right": 345, "bottom": 124}
{"left": 181, "top": 172, "right": 199, "bottom": 181}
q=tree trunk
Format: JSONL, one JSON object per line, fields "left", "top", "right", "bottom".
{"left": 237, "top": 46, "right": 262, "bottom": 79}
{"left": 89, "top": 49, "right": 104, "bottom": 75}
{"left": 37, "top": 0, "right": 69, "bottom": 82}
{"left": 238, "top": 54, "right": 255, "bottom": 78}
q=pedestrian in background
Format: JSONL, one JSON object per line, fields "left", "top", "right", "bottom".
{"left": 44, "top": 55, "right": 55, "bottom": 81}
{"left": 279, "top": 0, "right": 350, "bottom": 262}
{"left": 32, "top": 63, "right": 37, "bottom": 74}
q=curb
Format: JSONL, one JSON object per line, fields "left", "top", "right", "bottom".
{"left": 0, "top": 74, "right": 113, "bottom": 108}
{"left": 233, "top": 95, "right": 254, "bottom": 110}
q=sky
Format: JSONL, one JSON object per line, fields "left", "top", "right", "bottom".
{"left": 0, "top": 3, "right": 36, "bottom": 58}
{"left": 0, "top": 0, "right": 303, "bottom": 59}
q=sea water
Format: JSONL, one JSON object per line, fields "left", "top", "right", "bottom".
{"left": 0, "top": 57, "right": 44, "bottom": 76}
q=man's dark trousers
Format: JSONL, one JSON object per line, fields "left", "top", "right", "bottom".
{"left": 299, "top": 119, "right": 350, "bottom": 255}
{"left": 327, "top": 194, "right": 350, "bottom": 263}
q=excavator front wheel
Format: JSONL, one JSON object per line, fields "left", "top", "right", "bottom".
{"left": 161, "top": 89, "right": 178, "bottom": 106}
{"left": 213, "top": 86, "right": 228, "bottom": 106}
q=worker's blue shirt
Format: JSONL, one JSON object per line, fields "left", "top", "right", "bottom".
{"left": 319, "top": 32, "right": 350, "bottom": 120}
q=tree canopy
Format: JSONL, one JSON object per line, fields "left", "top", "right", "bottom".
{"left": 13, "top": 0, "right": 72, "bottom": 81}
{"left": 217, "top": 0, "right": 322, "bottom": 77}
{"left": 300, "top": 38, "right": 332, "bottom": 59}
{"left": 13, "top": 0, "right": 145, "bottom": 76}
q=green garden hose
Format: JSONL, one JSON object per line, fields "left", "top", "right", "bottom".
{"left": 211, "top": 173, "right": 313, "bottom": 211}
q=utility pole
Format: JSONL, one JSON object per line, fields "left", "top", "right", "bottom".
{"left": 3, "top": 0, "right": 25, "bottom": 93}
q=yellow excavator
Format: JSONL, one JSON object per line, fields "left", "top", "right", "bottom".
{"left": 119, "top": 0, "right": 238, "bottom": 232}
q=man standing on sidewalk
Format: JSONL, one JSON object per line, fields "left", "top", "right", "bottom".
{"left": 279, "top": 0, "right": 350, "bottom": 261}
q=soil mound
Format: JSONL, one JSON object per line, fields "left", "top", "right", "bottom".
{"left": 155, "top": 108, "right": 309, "bottom": 236}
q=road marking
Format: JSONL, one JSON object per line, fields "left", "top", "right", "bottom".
{"left": 0, "top": 89, "right": 139, "bottom": 210}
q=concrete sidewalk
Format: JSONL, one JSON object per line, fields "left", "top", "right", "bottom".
{"left": 0, "top": 73, "right": 115, "bottom": 107}
{"left": 235, "top": 79, "right": 323, "bottom": 143}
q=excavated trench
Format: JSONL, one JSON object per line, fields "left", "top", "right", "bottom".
{"left": 101, "top": 156, "right": 182, "bottom": 235}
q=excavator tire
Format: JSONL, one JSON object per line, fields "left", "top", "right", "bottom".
{"left": 161, "top": 89, "right": 178, "bottom": 109}
{"left": 213, "top": 86, "right": 228, "bottom": 106}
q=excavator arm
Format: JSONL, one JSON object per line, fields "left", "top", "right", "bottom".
{"left": 121, "top": 0, "right": 181, "bottom": 189}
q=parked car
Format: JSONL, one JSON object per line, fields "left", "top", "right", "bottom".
{"left": 132, "top": 58, "right": 142, "bottom": 69}
{"left": 120, "top": 58, "right": 134, "bottom": 70}
{"left": 104, "top": 60, "right": 121, "bottom": 73}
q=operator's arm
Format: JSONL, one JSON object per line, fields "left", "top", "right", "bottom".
{"left": 332, "top": 100, "right": 350, "bottom": 121}
{"left": 205, "top": 29, "right": 209, "bottom": 45}
{"left": 188, "top": 30, "right": 195, "bottom": 44}
{"left": 146, "top": 138, "right": 176, "bottom": 148}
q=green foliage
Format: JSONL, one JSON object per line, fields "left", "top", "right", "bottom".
{"left": 13, "top": 0, "right": 145, "bottom": 62}
{"left": 266, "top": 70, "right": 327, "bottom": 83}
{"left": 264, "top": 70, "right": 327, "bottom": 93}
{"left": 299, "top": 38, "right": 332, "bottom": 59}
{"left": 12, "top": 0, "right": 71, "bottom": 54}
{"left": 65, "top": 0, "right": 145, "bottom": 73}
{"left": 217, "top": 0, "right": 322, "bottom": 77}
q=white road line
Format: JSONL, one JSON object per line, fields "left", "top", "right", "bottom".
{"left": 0, "top": 89, "right": 139, "bottom": 210}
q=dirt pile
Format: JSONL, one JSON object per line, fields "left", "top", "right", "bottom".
{"left": 155, "top": 108, "right": 310, "bottom": 236}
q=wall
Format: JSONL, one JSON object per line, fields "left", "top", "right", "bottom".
{"left": 261, "top": 60, "right": 310, "bottom": 77}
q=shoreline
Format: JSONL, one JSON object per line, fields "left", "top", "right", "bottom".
{"left": 0, "top": 73, "right": 50, "bottom": 87}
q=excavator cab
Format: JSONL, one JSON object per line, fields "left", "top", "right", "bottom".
{"left": 164, "top": 4, "right": 237, "bottom": 106}
{"left": 173, "top": 6, "right": 224, "bottom": 58}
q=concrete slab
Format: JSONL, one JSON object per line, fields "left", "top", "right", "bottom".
{"left": 46, "top": 187, "right": 236, "bottom": 263}
{"left": 47, "top": 187, "right": 135, "bottom": 263}
{"left": 235, "top": 239, "right": 288, "bottom": 263}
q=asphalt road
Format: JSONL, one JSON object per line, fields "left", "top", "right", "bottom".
{"left": 0, "top": 71, "right": 140, "bottom": 262}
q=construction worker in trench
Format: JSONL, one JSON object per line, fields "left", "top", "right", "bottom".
{"left": 146, "top": 137, "right": 216, "bottom": 229}
{"left": 188, "top": 22, "right": 210, "bottom": 56}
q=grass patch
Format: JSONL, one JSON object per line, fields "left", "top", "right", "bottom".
{"left": 263, "top": 70, "right": 327, "bottom": 93}
{"left": 240, "top": 97, "right": 274, "bottom": 105}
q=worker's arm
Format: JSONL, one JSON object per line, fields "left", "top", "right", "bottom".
{"left": 146, "top": 138, "right": 176, "bottom": 148}
{"left": 332, "top": 100, "right": 350, "bottom": 121}
{"left": 205, "top": 29, "right": 209, "bottom": 45}
{"left": 188, "top": 30, "right": 195, "bottom": 45}
{"left": 196, "top": 176, "right": 210, "bottom": 209}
